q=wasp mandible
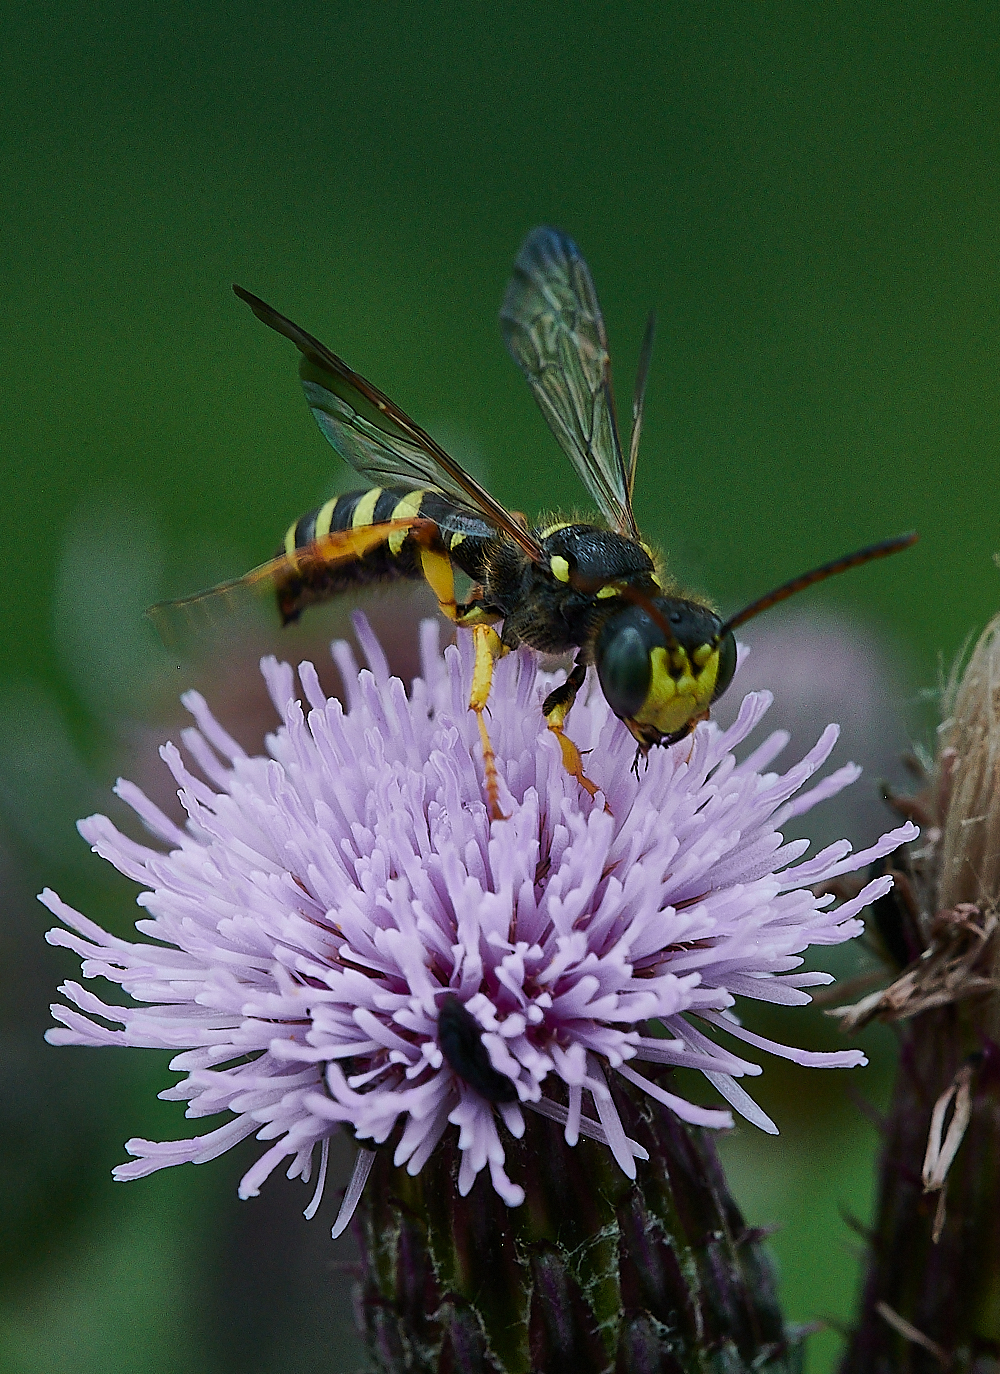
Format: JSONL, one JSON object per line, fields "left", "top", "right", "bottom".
{"left": 150, "top": 228, "right": 916, "bottom": 817}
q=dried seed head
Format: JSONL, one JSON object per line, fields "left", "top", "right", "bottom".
{"left": 937, "top": 611, "right": 1000, "bottom": 910}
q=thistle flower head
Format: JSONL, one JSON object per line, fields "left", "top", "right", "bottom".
{"left": 43, "top": 615, "right": 915, "bottom": 1234}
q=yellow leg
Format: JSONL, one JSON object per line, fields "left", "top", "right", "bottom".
{"left": 541, "top": 663, "right": 602, "bottom": 802}
{"left": 418, "top": 540, "right": 497, "bottom": 628}
{"left": 418, "top": 543, "right": 460, "bottom": 622}
{"left": 469, "top": 625, "right": 507, "bottom": 821}
{"left": 413, "top": 528, "right": 507, "bottom": 815}
{"left": 551, "top": 728, "right": 601, "bottom": 800}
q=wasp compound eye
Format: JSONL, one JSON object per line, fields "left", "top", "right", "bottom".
{"left": 595, "top": 616, "right": 652, "bottom": 721}
{"left": 711, "top": 629, "right": 738, "bottom": 703}
{"left": 437, "top": 994, "right": 518, "bottom": 1103}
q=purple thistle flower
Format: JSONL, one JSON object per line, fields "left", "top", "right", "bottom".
{"left": 42, "top": 614, "right": 916, "bottom": 1239}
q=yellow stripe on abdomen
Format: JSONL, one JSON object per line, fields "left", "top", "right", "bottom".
{"left": 388, "top": 490, "right": 425, "bottom": 554}
{"left": 313, "top": 498, "right": 338, "bottom": 541}
{"left": 351, "top": 487, "right": 383, "bottom": 530}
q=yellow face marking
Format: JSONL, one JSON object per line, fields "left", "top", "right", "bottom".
{"left": 693, "top": 643, "right": 713, "bottom": 668}
{"left": 550, "top": 555, "right": 570, "bottom": 582}
{"left": 351, "top": 487, "right": 383, "bottom": 530}
{"left": 313, "top": 498, "right": 338, "bottom": 541}
{"left": 388, "top": 490, "right": 425, "bottom": 554}
{"left": 633, "top": 645, "right": 721, "bottom": 736}
{"left": 539, "top": 522, "right": 570, "bottom": 539}
{"left": 596, "top": 583, "right": 619, "bottom": 599}
{"left": 650, "top": 651, "right": 676, "bottom": 701}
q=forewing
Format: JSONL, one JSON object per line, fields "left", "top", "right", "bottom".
{"left": 500, "top": 227, "right": 638, "bottom": 538}
{"left": 147, "top": 520, "right": 422, "bottom": 647}
{"left": 234, "top": 287, "right": 542, "bottom": 560}
{"left": 300, "top": 364, "right": 479, "bottom": 505}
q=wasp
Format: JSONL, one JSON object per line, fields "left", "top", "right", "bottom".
{"left": 150, "top": 227, "right": 916, "bottom": 817}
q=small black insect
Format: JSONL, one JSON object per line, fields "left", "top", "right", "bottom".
{"left": 436, "top": 994, "right": 518, "bottom": 1103}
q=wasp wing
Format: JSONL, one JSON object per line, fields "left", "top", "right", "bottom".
{"left": 234, "top": 287, "right": 542, "bottom": 562}
{"left": 500, "top": 227, "right": 639, "bottom": 540}
{"left": 147, "top": 519, "right": 425, "bottom": 647}
{"left": 628, "top": 311, "right": 656, "bottom": 502}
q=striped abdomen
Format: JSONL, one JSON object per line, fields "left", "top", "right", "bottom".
{"left": 276, "top": 485, "right": 496, "bottom": 624}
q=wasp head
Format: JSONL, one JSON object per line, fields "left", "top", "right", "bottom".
{"left": 594, "top": 597, "right": 738, "bottom": 749}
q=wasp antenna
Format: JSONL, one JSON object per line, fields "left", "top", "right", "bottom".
{"left": 618, "top": 584, "right": 679, "bottom": 648}
{"left": 720, "top": 531, "right": 918, "bottom": 637}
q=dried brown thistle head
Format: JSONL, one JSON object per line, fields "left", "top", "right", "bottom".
{"left": 828, "top": 612, "right": 1000, "bottom": 1035}
{"left": 936, "top": 610, "right": 1000, "bottom": 912}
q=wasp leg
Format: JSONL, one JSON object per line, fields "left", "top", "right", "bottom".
{"left": 412, "top": 526, "right": 499, "bottom": 628}
{"left": 411, "top": 525, "right": 463, "bottom": 623}
{"left": 683, "top": 711, "right": 710, "bottom": 763}
{"left": 659, "top": 712, "right": 710, "bottom": 767}
{"left": 469, "top": 625, "right": 508, "bottom": 821}
{"left": 541, "top": 661, "right": 602, "bottom": 801}
{"left": 408, "top": 525, "right": 506, "bottom": 817}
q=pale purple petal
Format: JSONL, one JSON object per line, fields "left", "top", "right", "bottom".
{"left": 698, "top": 1010, "right": 868, "bottom": 1069}
{"left": 330, "top": 1148, "right": 376, "bottom": 1239}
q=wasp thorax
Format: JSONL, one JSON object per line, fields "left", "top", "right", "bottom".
{"left": 595, "top": 598, "right": 737, "bottom": 746}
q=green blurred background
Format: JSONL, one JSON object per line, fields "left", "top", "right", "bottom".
{"left": 3, "top": 3, "right": 999, "bottom": 1371}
